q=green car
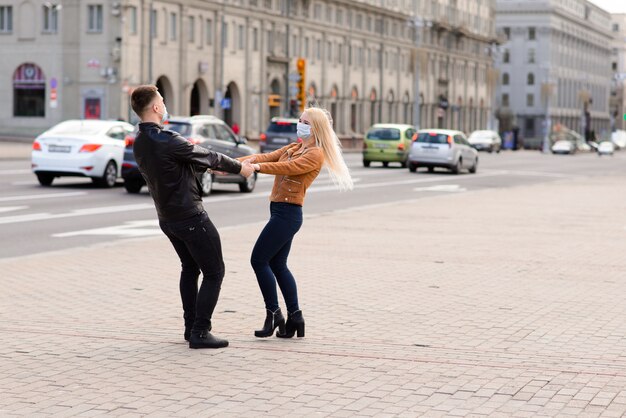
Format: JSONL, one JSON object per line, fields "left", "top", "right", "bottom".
{"left": 362, "top": 124, "right": 416, "bottom": 167}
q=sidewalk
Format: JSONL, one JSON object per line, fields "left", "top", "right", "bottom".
{"left": 0, "top": 142, "right": 31, "bottom": 160}
{"left": 1, "top": 175, "right": 626, "bottom": 416}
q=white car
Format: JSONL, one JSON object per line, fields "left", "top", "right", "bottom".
{"left": 408, "top": 129, "right": 478, "bottom": 174}
{"left": 32, "top": 119, "right": 134, "bottom": 187}
{"left": 467, "top": 130, "right": 502, "bottom": 153}
{"left": 611, "top": 130, "right": 626, "bottom": 149}
{"left": 551, "top": 140, "right": 576, "bottom": 155}
{"left": 597, "top": 141, "right": 615, "bottom": 156}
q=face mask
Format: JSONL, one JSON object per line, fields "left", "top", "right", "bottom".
{"left": 297, "top": 122, "right": 311, "bottom": 139}
{"left": 159, "top": 105, "right": 168, "bottom": 123}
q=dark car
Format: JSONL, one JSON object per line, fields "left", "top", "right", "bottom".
{"left": 259, "top": 117, "right": 299, "bottom": 153}
{"left": 122, "top": 115, "right": 257, "bottom": 195}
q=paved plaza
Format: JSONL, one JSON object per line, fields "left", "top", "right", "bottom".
{"left": 1, "top": 173, "right": 626, "bottom": 417}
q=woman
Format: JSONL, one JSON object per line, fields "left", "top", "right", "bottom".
{"left": 239, "top": 107, "right": 353, "bottom": 338}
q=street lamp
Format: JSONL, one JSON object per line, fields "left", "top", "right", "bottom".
{"left": 541, "top": 67, "right": 555, "bottom": 154}
{"left": 409, "top": 17, "right": 432, "bottom": 131}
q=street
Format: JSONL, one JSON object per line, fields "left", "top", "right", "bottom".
{"left": 1, "top": 149, "right": 625, "bottom": 259}
{"left": 2, "top": 144, "right": 626, "bottom": 416}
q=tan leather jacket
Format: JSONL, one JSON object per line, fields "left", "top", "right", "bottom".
{"left": 239, "top": 142, "right": 324, "bottom": 206}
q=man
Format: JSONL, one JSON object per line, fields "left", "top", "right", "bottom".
{"left": 130, "top": 85, "right": 254, "bottom": 349}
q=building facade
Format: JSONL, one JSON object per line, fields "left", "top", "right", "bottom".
{"left": 610, "top": 13, "right": 626, "bottom": 132}
{"left": 1, "top": 0, "right": 496, "bottom": 139}
{"left": 495, "top": 0, "right": 612, "bottom": 146}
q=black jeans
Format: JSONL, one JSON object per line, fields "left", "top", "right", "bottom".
{"left": 159, "top": 211, "right": 225, "bottom": 332}
{"left": 251, "top": 202, "right": 303, "bottom": 313}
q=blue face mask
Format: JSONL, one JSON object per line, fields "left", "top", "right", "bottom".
{"left": 160, "top": 105, "right": 168, "bottom": 123}
{"left": 297, "top": 122, "right": 311, "bottom": 139}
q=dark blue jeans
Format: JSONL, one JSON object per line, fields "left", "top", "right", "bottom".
{"left": 251, "top": 202, "right": 303, "bottom": 313}
{"left": 159, "top": 211, "right": 225, "bottom": 332}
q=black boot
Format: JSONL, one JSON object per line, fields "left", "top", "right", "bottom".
{"left": 276, "top": 310, "right": 305, "bottom": 338}
{"left": 188, "top": 330, "right": 229, "bottom": 349}
{"left": 254, "top": 308, "right": 286, "bottom": 338}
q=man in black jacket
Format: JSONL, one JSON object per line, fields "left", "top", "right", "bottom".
{"left": 130, "top": 85, "right": 254, "bottom": 349}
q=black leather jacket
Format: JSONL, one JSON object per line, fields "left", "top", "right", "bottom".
{"left": 134, "top": 122, "right": 242, "bottom": 222}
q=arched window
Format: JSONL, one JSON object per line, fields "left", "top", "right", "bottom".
{"left": 527, "top": 73, "right": 535, "bottom": 85}
{"left": 13, "top": 63, "right": 46, "bottom": 117}
{"left": 502, "top": 73, "right": 510, "bottom": 85}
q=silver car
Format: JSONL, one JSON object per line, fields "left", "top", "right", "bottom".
{"left": 407, "top": 129, "right": 478, "bottom": 174}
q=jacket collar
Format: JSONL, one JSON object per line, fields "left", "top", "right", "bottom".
{"left": 138, "top": 122, "right": 162, "bottom": 130}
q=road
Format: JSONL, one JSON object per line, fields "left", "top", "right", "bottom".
{"left": 1, "top": 149, "right": 625, "bottom": 259}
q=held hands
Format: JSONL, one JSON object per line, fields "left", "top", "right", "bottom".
{"left": 240, "top": 160, "right": 255, "bottom": 177}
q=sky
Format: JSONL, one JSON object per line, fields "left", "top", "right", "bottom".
{"left": 588, "top": 0, "right": 626, "bottom": 13}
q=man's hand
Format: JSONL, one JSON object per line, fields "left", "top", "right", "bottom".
{"left": 240, "top": 160, "right": 255, "bottom": 177}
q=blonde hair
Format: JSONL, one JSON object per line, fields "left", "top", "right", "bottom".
{"left": 305, "top": 107, "right": 353, "bottom": 191}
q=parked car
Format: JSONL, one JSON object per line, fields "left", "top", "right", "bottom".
{"left": 611, "top": 130, "right": 626, "bottom": 149}
{"left": 407, "top": 129, "right": 478, "bottom": 174}
{"left": 467, "top": 130, "right": 502, "bottom": 153}
{"left": 122, "top": 115, "right": 257, "bottom": 195}
{"left": 362, "top": 124, "right": 416, "bottom": 167}
{"left": 259, "top": 117, "right": 299, "bottom": 153}
{"left": 31, "top": 119, "right": 134, "bottom": 187}
{"left": 551, "top": 140, "right": 576, "bottom": 155}
{"left": 597, "top": 141, "right": 615, "bottom": 156}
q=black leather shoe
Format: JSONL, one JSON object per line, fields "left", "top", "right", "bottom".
{"left": 189, "top": 330, "right": 229, "bottom": 349}
{"left": 255, "top": 308, "right": 286, "bottom": 338}
{"left": 277, "top": 310, "right": 305, "bottom": 338}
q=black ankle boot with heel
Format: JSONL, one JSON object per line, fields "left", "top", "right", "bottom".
{"left": 276, "top": 310, "right": 305, "bottom": 338}
{"left": 255, "top": 308, "right": 286, "bottom": 338}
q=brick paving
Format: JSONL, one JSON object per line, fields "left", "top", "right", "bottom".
{"left": 1, "top": 174, "right": 626, "bottom": 416}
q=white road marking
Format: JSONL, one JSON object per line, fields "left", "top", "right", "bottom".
{"left": 414, "top": 184, "right": 467, "bottom": 192}
{"left": 0, "top": 206, "right": 28, "bottom": 214}
{"left": 53, "top": 220, "right": 161, "bottom": 238}
{"left": 0, "top": 169, "right": 32, "bottom": 175}
{"left": 0, "top": 192, "right": 87, "bottom": 203}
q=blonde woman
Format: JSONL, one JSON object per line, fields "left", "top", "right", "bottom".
{"left": 239, "top": 107, "right": 353, "bottom": 338}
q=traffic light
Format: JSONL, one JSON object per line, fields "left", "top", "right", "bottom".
{"left": 268, "top": 94, "right": 281, "bottom": 107}
{"left": 296, "top": 58, "right": 306, "bottom": 112}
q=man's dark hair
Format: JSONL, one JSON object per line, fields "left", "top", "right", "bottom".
{"left": 131, "top": 85, "right": 159, "bottom": 117}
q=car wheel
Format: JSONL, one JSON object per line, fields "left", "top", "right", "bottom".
{"left": 363, "top": 160, "right": 370, "bottom": 167}
{"left": 200, "top": 172, "right": 213, "bottom": 196}
{"left": 496, "top": 146, "right": 501, "bottom": 153}
{"left": 124, "top": 179, "right": 144, "bottom": 194}
{"left": 408, "top": 163, "right": 417, "bottom": 173}
{"left": 94, "top": 160, "right": 117, "bottom": 188}
{"left": 427, "top": 167, "right": 434, "bottom": 173}
{"left": 36, "top": 173, "right": 54, "bottom": 186}
{"left": 452, "top": 159, "right": 462, "bottom": 175}
{"left": 469, "top": 158, "right": 478, "bottom": 174}
{"left": 239, "top": 172, "right": 257, "bottom": 193}
{"left": 382, "top": 161, "right": 389, "bottom": 168}
{"left": 488, "top": 146, "right": 494, "bottom": 153}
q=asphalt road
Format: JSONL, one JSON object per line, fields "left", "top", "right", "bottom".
{"left": 1, "top": 149, "right": 625, "bottom": 259}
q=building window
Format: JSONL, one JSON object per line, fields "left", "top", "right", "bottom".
{"left": 338, "top": 44, "right": 343, "bottom": 64}
{"left": 347, "top": 11, "right": 352, "bottom": 27}
{"left": 502, "top": 73, "right": 509, "bottom": 85}
{"left": 613, "top": 23, "right": 619, "bottom": 32}
{"left": 265, "top": 0, "right": 272, "bottom": 9}
{"left": 528, "top": 27, "right": 536, "bottom": 40}
{"left": 189, "top": 16, "right": 195, "bottom": 42}
{"left": 528, "top": 48, "right": 535, "bottom": 63}
{"left": 527, "top": 73, "right": 534, "bottom": 85}
{"left": 87, "top": 5, "right": 103, "bottom": 33}
{"left": 613, "top": 61, "right": 618, "bottom": 71}
{"left": 356, "top": 13, "right": 362, "bottom": 30}
{"left": 13, "top": 63, "right": 46, "bottom": 117}
{"left": 316, "top": 39, "right": 321, "bottom": 60}
{"left": 128, "top": 6, "right": 137, "bottom": 35}
{"left": 314, "top": 4, "right": 321, "bottom": 20}
{"left": 0, "top": 6, "right": 12, "bottom": 32}
{"left": 526, "top": 94, "right": 534, "bottom": 107}
{"left": 253, "top": 28, "right": 258, "bottom": 51}
{"left": 336, "top": 9, "right": 343, "bottom": 25}
{"left": 502, "top": 93, "right": 509, "bottom": 107}
{"left": 525, "top": 118, "right": 535, "bottom": 135}
{"left": 169, "top": 13, "right": 177, "bottom": 41}
{"left": 223, "top": 22, "right": 229, "bottom": 48}
{"left": 503, "top": 27, "right": 510, "bottom": 40}
{"left": 206, "top": 19, "right": 212, "bottom": 45}
{"left": 238, "top": 25, "right": 244, "bottom": 50}
{"left": 43, "top": 5, "right": 59, "bottom": 33}
{"left": 503, "top": 49, "right": 510, "bottom": 63}
{"left": 326, "top": 5, "right": 332, "bottom": 22}
{"left": 304, "top": 37, "right": 309, "bottom": 58}
{"left": 150, "top": 10, "right": 157, "bottom": 38}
